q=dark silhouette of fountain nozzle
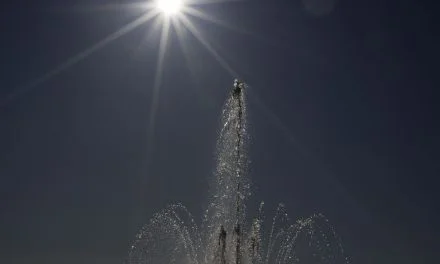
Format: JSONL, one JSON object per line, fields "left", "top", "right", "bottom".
{"left": 232, "top": 79, "right": 245, "bottom": 98}
{"left": 217, "top": 225, "right": 227, "bottom": 264}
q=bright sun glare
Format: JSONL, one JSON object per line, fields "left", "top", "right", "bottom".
{"left": 157, "top": 0, "right": 183, "bottom": 15}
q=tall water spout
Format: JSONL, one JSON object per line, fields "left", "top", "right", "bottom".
{"left": 126, "top": 79, "right": 349, "bottom": 264}
{"left": 206, "top": 79, "right": 247, "bottom": 264}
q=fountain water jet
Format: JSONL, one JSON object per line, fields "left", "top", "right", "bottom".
{"left": 126, "top": 80, "right": 349, "bottom": 264}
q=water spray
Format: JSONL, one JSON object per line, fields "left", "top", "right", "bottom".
{"left": 127, "top": 79, "right": 348, "bottom": 264}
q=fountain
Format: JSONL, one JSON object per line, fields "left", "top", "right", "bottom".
{"left": 126, "top": 80, "right": 349, "bottom": 264}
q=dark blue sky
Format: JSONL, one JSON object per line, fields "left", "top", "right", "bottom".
{"left": 1, "top": 0, "right": 438, "bottom": 263}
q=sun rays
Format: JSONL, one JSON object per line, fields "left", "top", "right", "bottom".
{"left": 2, "top": 0, "right": 246, "bottom": 107}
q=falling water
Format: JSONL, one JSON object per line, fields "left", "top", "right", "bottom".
{"left": 126, "top": 80, "right": 349, "bottom": 264}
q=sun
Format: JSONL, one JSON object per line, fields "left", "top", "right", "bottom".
{"left": 156, "top": 0, "right": 183, "bottom": 15}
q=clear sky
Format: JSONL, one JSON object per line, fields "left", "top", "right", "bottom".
{"left": 0, "top": 0, "right": 438, "bottom": 264}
